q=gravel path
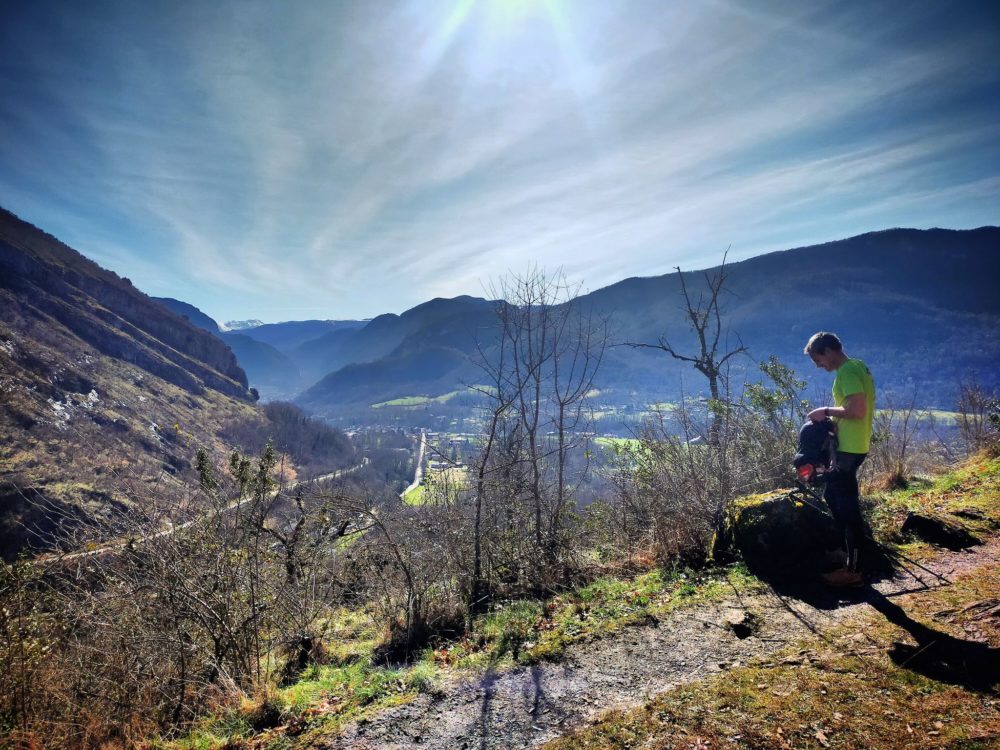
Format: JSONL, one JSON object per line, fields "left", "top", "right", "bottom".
{"left": 322, "top": 539, "right": 999, "bottom": 750}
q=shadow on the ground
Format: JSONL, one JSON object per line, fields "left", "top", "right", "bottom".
{"left": 474, "top": 663, "right": 550, "bottom": 748}
{"left": 754, "top": 562, "right": 998, "bottom": 693}
{"left": 865, "top": 588, "right": 1000, "bottom": 693}
{"left": 748, "top": 535, "right": 931, "bottom": 610}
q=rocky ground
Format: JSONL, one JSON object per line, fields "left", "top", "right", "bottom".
{"left": 322, "top": 538, "right": 999, "bottom": 750}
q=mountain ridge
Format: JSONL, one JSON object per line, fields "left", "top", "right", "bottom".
{"left": 0, "top": 208, "right": 261, "bottom": 557}
{"left": 0, "top": 209, "right": 251, "bottom": 399}
{"left": 293, "top": 225, "right": 1000, "bottom": 415}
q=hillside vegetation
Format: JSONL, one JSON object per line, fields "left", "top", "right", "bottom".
{"left": 154, "top": 453, "right": 1000, "bottom": 749}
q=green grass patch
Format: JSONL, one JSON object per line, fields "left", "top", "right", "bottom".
{"left": 404, "top": 467, "right": 468, "bottom": 506}
{"left": 280, "top": 661, "right": 403, "bottom": 712}
{"left": 440, "top": 565, "right": 761, "bottom": 669}
{"left": 402, "top": 483, "right": 426, "bottom": 505}
{"left": 646, "top": 402, "right": 677, "bottom": 411}
{"left": 594, "top": 436, "right": 642, "bottom": 451}
{"left": 865, "top": 454, "right": 1000, "bottom": 544}
{"left": 875, "top": 408, "right": 963, "bottom": 426}
{"left": 371, "top": 390, "right": 467, "bottom": 409}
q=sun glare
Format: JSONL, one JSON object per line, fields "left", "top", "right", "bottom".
{"left": 489, "top": 0, "right": 551, "bottom": 23}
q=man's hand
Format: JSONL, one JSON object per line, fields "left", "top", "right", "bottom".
{"left": 808, "top": 394, "right": 866, "bottom": 423}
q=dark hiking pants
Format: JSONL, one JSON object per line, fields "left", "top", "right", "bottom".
{"left": 824, "top": 452, "right": 867, "bottom": 572}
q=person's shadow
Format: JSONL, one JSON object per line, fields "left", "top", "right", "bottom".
{"left": 750, "top": 553, "right": 998, "bottom": 692}
{"left": 863, "top": 588, "right": 999, "bottom": 693}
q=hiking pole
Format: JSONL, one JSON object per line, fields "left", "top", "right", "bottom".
{"left": 790, "top": 480, "right": 833, "bottom": 516}
{"left": 862, "top": 537, "right": 951, "bottom": 586}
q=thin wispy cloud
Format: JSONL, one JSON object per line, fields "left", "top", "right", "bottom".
{"left": 1, "top": 0, "right": 997, "bottom": 322}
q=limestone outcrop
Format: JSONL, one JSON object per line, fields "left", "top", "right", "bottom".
{"left": 0, "top": 208, "right": 249, "bottom": 399}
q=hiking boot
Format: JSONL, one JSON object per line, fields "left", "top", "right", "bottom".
{"left": 822, "top": 568, "right": 864, "bottom": 587}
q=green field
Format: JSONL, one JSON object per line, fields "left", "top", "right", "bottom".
{"left": 875, "top": 408, "right": 962, "bottom": 425}
{"left": 371, "top": 391, "right": 464, "bottom": 409}
{"left": 402, "top": 484, "right": 426, "bottom": 505}
{"left": 646, "top": 402, "right": 677, "bottom": 411}
{"left": 594, "top": 436, "right": 643, "bottom": 451}
{"left": 403, "top": 467, "right": 469, "bottom": 506}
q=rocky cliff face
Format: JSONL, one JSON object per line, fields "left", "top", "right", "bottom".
{"left": 0, "top": 208, "right": 250, "bottom": 399}
{"left": 0, "top": 207, "right": 262, "bottom": 560}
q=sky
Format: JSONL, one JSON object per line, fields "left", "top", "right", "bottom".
{"left": 1, "top": 0, "right": 998, "bottom": 324}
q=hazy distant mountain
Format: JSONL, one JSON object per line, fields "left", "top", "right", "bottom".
{"left": 218, "top": 332, "right": 301, "bottom": 394}
{"left": 297, "top": 346, "right": 472, "bottom": 411}
{"left": 222, "top": 319, "right": 265, "bottom": 331}
{"left": 151, "top": 297, "right": 303, "bottom": 397}
{"left": 237, "top": 319, "right": 367, "bottom": 352}
{"left": 295, "top": 227, "right": 1000, "bottom": 415}
{"left": 153, "top": 296, "right": 221, "bottom": 333}
{"left": 292, "top": 296, "right": 494, "bottom": 383}
{"left": 579, "top": 226, "right": 1000, "bottom": 402}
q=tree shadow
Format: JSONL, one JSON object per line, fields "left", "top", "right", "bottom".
{"left": 524, "top": 664, "right": 545, "bottom": 717}
{"left": 477, "top": 665, "right": 498, "bottom": 750}
{"left": 760, "top": 576, "right": 999, "bottom": 692}
{"left": 475, "top": 663, "right": 550, "bottom": 749}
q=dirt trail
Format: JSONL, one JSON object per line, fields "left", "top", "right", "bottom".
{"left": 326, "top": 540, "right": 999, "bottom": 750}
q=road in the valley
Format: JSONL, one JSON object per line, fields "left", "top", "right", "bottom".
{"left": 401, "top": 429, "right": 426, "bottom": 498}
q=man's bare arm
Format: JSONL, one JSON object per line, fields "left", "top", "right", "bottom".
{"left": 807, "top": 393, "right": 867, "bottom": 422}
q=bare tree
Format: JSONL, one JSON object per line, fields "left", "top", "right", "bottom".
{"left": 626, "top": 253, "right": 747, "bottom": 443}
{"left": 470, "top": 267, "right": 607, "bottom": 592}
{"left": 548, "top": 291, "right": 607, "bottom": 556}
{"left": 466, "top": 310, "right": 520, "bottom": 615}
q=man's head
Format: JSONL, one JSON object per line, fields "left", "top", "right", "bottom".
{"left": 804, "top": 331, "right": 846, "bottom": 372}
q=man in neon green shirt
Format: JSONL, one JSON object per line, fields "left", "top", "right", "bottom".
{"left": 804, "top": 331, "right": 876, "bottom": 587}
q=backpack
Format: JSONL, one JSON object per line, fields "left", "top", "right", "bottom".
{"left": 793, "top": 418, "right": 838, "bottom": 484}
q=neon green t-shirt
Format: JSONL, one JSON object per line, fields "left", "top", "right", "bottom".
{"left": 833, "top": 358, "right": 876, "bottom": 454}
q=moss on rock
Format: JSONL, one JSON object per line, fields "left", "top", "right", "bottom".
{"left": 713, "top": 488, "right": 843, "bottom": 580}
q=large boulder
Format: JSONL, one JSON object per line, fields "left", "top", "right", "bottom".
{"left": 713, "top": 489, "right": 843, "bottom": 580}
